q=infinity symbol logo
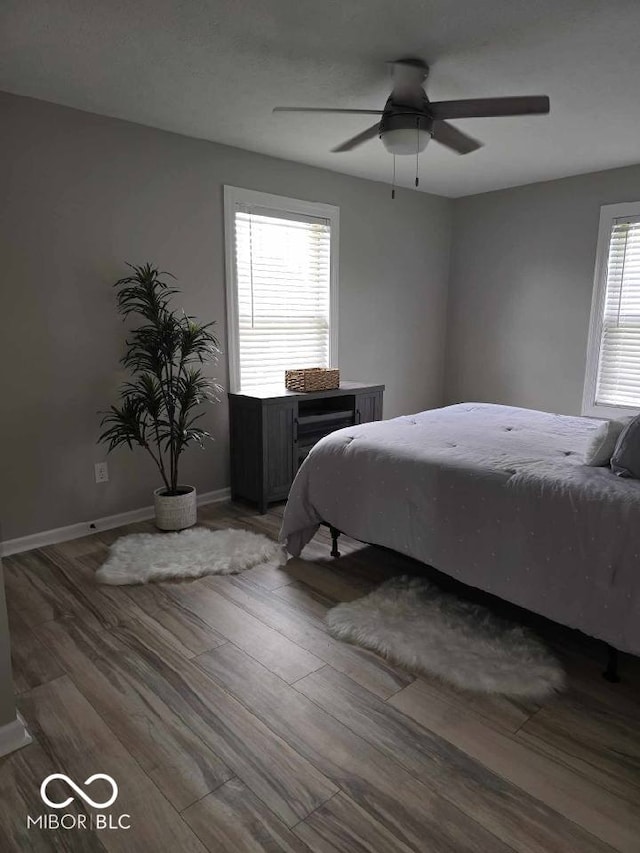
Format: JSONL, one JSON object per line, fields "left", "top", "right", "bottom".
{"left": 40, "top": 774, "right": 119, "bottom": 810}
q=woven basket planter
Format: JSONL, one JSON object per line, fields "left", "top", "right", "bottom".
{"left": 153, "top": 485, "right": 197, "bottom": 531}
{"left": 285, "top": 367, "right": 340, "bottom": 392}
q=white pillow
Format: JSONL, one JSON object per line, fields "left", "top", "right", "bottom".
{"left": 583, "top": 419, "right": 626, "bottom": 466}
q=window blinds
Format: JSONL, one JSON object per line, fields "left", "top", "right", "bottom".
{"left": 595, "top": 217, "right": 640, "bottom": 409}
{"left": 233, "top": 206, "right": 331, "bottom": 389}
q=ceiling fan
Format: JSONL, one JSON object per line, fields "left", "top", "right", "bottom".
{"left": 273, "top": 59, "right": 550, "bottom": 162}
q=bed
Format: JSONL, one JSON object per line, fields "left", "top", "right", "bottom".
{"left": 280, "top": 403, "right": 640, "bottom": 657}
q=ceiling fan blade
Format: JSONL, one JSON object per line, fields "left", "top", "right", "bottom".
{"left": 432, "top": 121, "right": 483, "bottom": 155}
{"left": 429, "top": 95, "right": 550, "bottom": 120}
{"left": 331, "top": 123, "right": 380, "bottom": 153}
{"left": 273, "top": 107, "right": 383, "bottom": 115}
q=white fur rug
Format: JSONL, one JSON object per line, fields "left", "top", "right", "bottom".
{"left": 326, "top": 576, "right": 565, "bottom": 698}
{"left": 95, "top": 527, "right": 286, "bottom": 585}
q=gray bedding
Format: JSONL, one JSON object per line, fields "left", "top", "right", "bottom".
{"left": 281, "top": 403, "right": 640, "bottom": 655}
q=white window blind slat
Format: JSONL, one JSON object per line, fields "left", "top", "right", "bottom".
{"left": 594, "top": 218, "right": 640, "bottom": 408}
{"left": 233, "top": 207, "right": 332, "bottom": 389}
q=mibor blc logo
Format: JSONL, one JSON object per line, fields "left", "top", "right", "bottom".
{"left": 27, "top": 773, "right": 131, "bottom": 831}
{"left": 41, "top": 773, "right": 119, "bottom": 809}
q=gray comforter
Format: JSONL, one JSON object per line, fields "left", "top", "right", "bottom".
{"left": 281, "top": 403, "right": 640, "bottom": 655}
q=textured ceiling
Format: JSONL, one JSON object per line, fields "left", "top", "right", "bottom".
{"left": 2, "top": 0, "right": 640, "bottom": 197}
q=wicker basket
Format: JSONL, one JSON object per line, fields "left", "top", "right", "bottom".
{"left": 285, "top": 367, "right": 340, "bottom": 392}
{"left": 154, "top": 485, "right": 197, "bottom": 531}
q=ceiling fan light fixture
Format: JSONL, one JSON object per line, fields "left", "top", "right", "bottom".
{"left": 274, "top": 58, "right": 549, "bottom": 169}
{"left": 381, "top": 127, "right": 431, "bottom": 155}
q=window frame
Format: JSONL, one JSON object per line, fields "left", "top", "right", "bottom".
{"left": 582, "top": 201, "right": 640, "bottom": 419}
{"left": 223, "top": 185, "right": 339, "bottom": 393}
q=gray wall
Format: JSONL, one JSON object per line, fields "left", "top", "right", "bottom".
{"left": 445, "top": 164, "right": 640, "bottom": 414}
{"left": 0, "top": 91, "right": 452, "bottom": 541}
{"left": 0, "top": 562, "right": 17, "bottom": 727}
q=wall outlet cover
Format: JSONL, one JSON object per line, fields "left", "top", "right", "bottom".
{"left": 94, "top": 462, "right": 109, "bottom": 483}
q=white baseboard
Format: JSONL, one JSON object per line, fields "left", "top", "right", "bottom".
{"left": 1, "top": 487, "right": 231, "bottom": 557}
{"left": 0, "top": 713, "right": 32, "bottom": 759}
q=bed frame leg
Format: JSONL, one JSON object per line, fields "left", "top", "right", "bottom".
{"left": 603, "top": 645, "right": 621, "bottom": 683}
{"left": 329, "top": 526, "right": 341, "bottom": 559}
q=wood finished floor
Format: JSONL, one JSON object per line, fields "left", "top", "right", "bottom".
{"left": 1, "top": 501, "right": 640, "bottom": 852}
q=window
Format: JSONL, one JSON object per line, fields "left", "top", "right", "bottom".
{"left": 583, "top": 202, "right": 640, "bottom": 418}
{"left": 224, "top": 187, "right": 339, "bottom": 391}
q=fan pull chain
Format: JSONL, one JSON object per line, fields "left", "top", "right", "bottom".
{"left": 391, "top": 155, "right": 396, "bottom": 199}
{"left": 415, "top": 120, "right": 420, "bottom": 188}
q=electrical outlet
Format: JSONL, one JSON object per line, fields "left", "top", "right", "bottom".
{"left": 94, "top": 462, "right": 109, "bottom": 484}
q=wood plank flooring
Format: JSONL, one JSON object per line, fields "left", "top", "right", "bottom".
{"left": 1, "top": 501, "right": 639, "bottom": 852}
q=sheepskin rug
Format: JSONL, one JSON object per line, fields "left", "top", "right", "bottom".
{"left": 326, "top": 576, "right": 565, "bottom": 698}
{"left": 95, "top": 527, "right": 286, "bottom": 585}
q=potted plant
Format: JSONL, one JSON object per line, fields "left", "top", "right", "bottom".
{"left": 99, "top": 263, "right": 221, "bottom": 530}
